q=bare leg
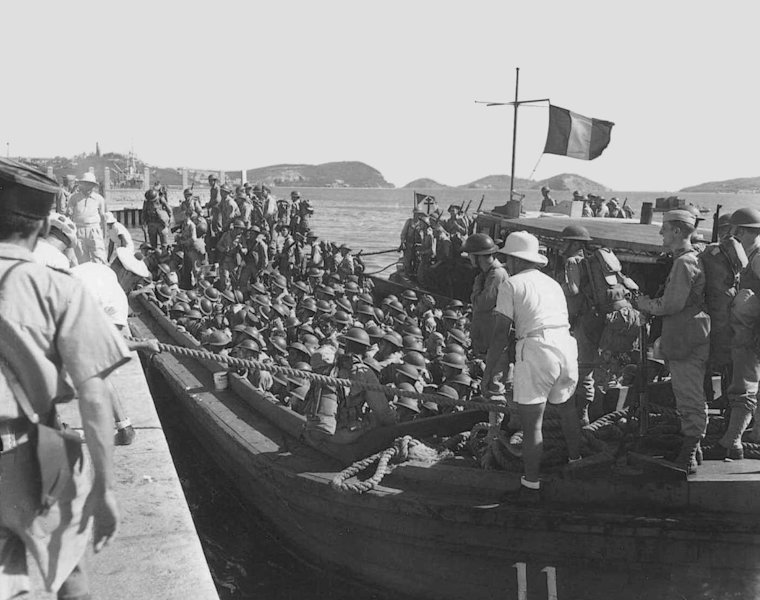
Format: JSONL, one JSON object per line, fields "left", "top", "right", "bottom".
{"left": 517, "top": 402, "right": 546, "bottom": 484}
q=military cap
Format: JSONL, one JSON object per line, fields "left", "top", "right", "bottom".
{"left": 252, "top": 184, "right": 262, "bottom": 193}
{"left": 0, "top": 158, "right": 60, "bottom": 219}
{"left": 663, "top": 209, "right": 697, "bottom": 228}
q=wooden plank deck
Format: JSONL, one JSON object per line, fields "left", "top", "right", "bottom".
{"left": 29, "top": 349, "right": 219, "bottom": 600}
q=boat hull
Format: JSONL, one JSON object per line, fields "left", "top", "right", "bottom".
{"left": 130, "top": 297, "right": 760, "bottom": 600}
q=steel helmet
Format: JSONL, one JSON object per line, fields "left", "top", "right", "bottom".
{"left": 403, "top": 351, "right": 426, "bottom": 369}
{"left": 270, "top": 336, "right": 288, "bottom": 355}
{"left": 205, "top": 329, "right": 231, "bottom": 347}
{"left": 170, "top": 301, "right": 189, "bottom": 315}
{"left": 186, "top": 290, "right": 199, "bottom": 303}
{"left": 442, "top": 309, "right": 458, "bottom": 321}
{"left": 332, "top": 310, "right": 352, "bottom": 325}
{"left": 401, "top": 289, "right": 418, "bottom": 302}
{"left": 395, "top": 363, "right": 419, "bottom": 381}
{"left": 357, "top": 293, "right": 374, "bottom": 306}
{"left": 561, "top": 224, "right": 592, "bottom": 242}
{"left": 236, "top": 339, "right": 260, "bottom": 353}
{"left": 440, "top": 352, "right": 466, "bottom": 369}
{"left": 253, "top": 294, "right": 271, "bottom": 308}
{"left": 288, "top": 341, "right": 311, "bottom": 357}
{"left": 284, "top": 315, "right": 301, "bottom": 329}
{"left": 199, "top": 298, "right": 214, "bottom": 315}
{"left": 293, "top": 280, "right": 310, "bottom": 294}
{"left": 462, "top": 233, "right": 497, "bottom": 255}
{"left": 345, "top": 281, "right": 360, "bottom": 293}
{"left": 185, "top": 309, "right": 203, "bottom": 320}
{"left": 47, "top": 212, "right": 77, "bottom": 247}
{"left": 447, "top": 299, "right": 464, "bottom": 310}
{"left": 335, "top": 297, "right": 353, "bottom": 314}
{"left": 403, "top": 325, "right": 423, "bottom": 340}
{"left": 444, "top": 342, "right": 465, "bottom": 355}
{"left": 271, "top": 303, "right": 289, "bottom": 319}
{"left": 204, "top": 287, "right": 221, "bottom": 301}
{"left": 144, "top": 189, "right": 158, "bottom": 201}
{"left": 373, "top": 307, "right": 385, "bottom": 322}
{"left": 281, "top": 294, "right": 297, "bottom": 309}
{"left": 316, "top": 299, "right": 333, "bottom": 314}
{"left": 436, "top": 385, "right": 459, "bottom": 401}
{"left": 730, "top": 207, "right": 760, "bottom": 229}
{"left": 344, "top": 327, "right": 370, "bottom": 347}
{"left": 366, "top": 325, "right": 384, "bottom": 340}
{"left": 382, "top": 331, "right": 403, "bottom": 348}
{"left": 299, "top": 298, "right": 317, "bottom": 313}
{"left": 155, "top": 283, "right": 173, "bottom": 300}
{"left": 447, "top": 328, "right": 468, "bottom": 346}
{"left": 402, "top": 336, "right": 424, "bottom": 352}
{"left": 357, "top": 303, "right": 376, "bottom": 317}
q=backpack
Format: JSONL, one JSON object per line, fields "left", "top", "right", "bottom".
{"left": 701, "top": 238, "right": 747, "bottom": 367}
{"left": 584, "top": 249, "right": 641, "bottom": 354}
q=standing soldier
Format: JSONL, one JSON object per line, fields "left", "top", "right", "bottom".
{"left": 463, "top": 232, "right": 510, "bottom": 437}
{"left": 559, "top": 224, "right": 640, "bottom": 425}
{"left": 238, "top": 225, "right": 268, "bottom": 289}
{"left": 219, "top": 183, "right": 240, "bottom": 232}
{"left": 483, "top": 232, "right": 582, "bottom": 498}
{"left": 236, "top": 186, "right": 253, "bottom": 227}
{"left": 704, "top": 208, "right": 760, "bottom": 460}
{"left": 336, "top": 244, "right": 355, "bottom": 280}
{"left": 539, "top": 186, "right": 557, "bottom": 212}
{"left": 67, "top": 172, "right": 108, "bottom": 263}
{"left": 635, "top": 210, "right": 710, "bottom": 473}
{"left": 141, "top": 189, "right": 171, "bottom": 251}
{"left": 217, "top": 219, "right": 247, "bottom": 283}
{"left": 0, "top": 158, "right": 129, "bottom": 598}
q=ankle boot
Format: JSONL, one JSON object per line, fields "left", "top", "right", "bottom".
{"left": 719, "top": 406, "right": 753, "bottom": 455}
{"left": 674, "top": 437, "right": 702, "bottom": 475}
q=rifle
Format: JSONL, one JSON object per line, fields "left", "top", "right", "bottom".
{"left": 476, "top": 194, "right": 485, "bottom": 213}
{"left": 711, "top": 204, "right": 722, "bottom": 243}
{"left": 463, "top": 200, "right": 472, "bottom": 214}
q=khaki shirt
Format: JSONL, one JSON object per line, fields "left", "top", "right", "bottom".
{"left": 0, "top": 243, "right": 131, "bottom": 419}
{"left": 67, "top": 190, "right": 105, "bottom": 226}
{"left": 470, "top": 262, "right": 509, "bottom": 354}
{"left": 637, "top": 248, "right": 705, "bottom": 317}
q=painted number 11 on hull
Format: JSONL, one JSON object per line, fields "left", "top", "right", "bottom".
{"left": 512, "top": 563, "right": 558, "bottom": 600}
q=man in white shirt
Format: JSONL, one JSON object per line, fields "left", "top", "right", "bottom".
{"left": 483, "top": 231, "right": 582, "bottom": 499}
{"left": 105, "top": 212, "right": 134, "bottom": 264}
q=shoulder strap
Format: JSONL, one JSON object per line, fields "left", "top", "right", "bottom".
{"left": 0, "top": 357, "right": 39, "bottom": 423}
{"left": 0, "top": 260, "right": 40, "bottom": 422}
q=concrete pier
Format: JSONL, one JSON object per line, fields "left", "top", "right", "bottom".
{"left": 29, "top": 348, "right": 219, "bottom": 599}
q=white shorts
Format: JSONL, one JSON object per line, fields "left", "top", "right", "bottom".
{"left": 513, "top": 329, "right": 578, "bottom": 406}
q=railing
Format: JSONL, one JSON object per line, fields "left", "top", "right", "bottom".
{"left": 112, "top": 208, "right": 143, "bottom": 227}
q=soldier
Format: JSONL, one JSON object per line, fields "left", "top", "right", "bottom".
{"left": 400, "top": 210, "right": 424, "bottom": 276}
{"left": 539, "top": 186, "right": 557, "bottom": 212}
{"left": 217, "top": 219, "right": 247, "bottom": 283}
{"left": 67, "top": 172, "right": 108, "bottom": 263}
{"left": 336, "top": 244, "right": 355, "bottom": 280}
{"left": 559, "top": 224, "right": 640, "bottom": 425}
{"left": 141, "top": 189, "right": 172, "bottom": 251}
{"left": 180, "top": 188, "right": 203, "bottom": 216}
{"left": 0, "top": 158, "right": 129, "bottom": 598}
{"left": 238, "top": 225, "right": 268, "bottom": 290}
{"left": 704, "top": 208, "right": 760, "bottom": 460}
{"left": 484, "top": 231, "right": 582, "bottom": 498}
{"left": 105, "top": 211, "right": 134, "bottom": 264}
{"left": 236, "top": 186, "right": 253, "bottom": 227}
{"left": 219, "top": 183, "right": 240, "bottom": 232}
{"left": 635, "top": 210, "right": 710, "bottom": 473}
{"left": 463, "top": 233, "right": 510, "bottom": 436}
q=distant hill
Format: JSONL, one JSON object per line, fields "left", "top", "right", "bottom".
{"left": 459, "top": 174, "right": 533, "bottom": 189}
{"left": 403, "top": 178, "right": 449, "bottom": 189}
{"left": 680, "top": 176, "right": 760, "bottom": 193}
{"left": 233, "top": 161, "right": 394, "bottom": 188}
{"left": 531, "top": 173, "right": 610, "bottom": 193}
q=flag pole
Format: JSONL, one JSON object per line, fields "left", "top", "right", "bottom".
{"left": 510, "top": 67, "right": 519, "bottom": 207}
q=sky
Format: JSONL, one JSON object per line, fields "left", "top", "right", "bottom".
{"left": 1, "top": 1, "right": 758, "bottom": 191}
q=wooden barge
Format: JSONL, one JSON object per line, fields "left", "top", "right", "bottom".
{"left": 130, "top": 292, "right": 760, "bottom": 600}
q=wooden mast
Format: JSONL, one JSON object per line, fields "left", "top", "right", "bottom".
{"left": 509, "top": 67, "right": 520, "bottom": 205}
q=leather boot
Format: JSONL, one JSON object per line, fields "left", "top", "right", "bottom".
{"left": 713, "top": 406, "right": 753, "bottom": 459}
{"left": 673, "top": 437, "right": 701, "bottom": 475}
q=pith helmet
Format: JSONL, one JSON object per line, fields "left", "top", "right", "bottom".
{"left": 461, "top": 233, "right": 497, "bottom": 255}
{"left": 561, "top": 224, "right": 592, "bottom": 242}
{"left": 730, "top": 207, "right": 760, "bottom": 229}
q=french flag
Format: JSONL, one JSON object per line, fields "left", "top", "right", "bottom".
{"left": 543, "top": 105, "right": 614, "bottom": 160}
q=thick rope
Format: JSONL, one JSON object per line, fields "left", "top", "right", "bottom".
{"left": 330, "top": 435, "right": 438, "bottom": 493}
{"left": 358, "top": 248, "right": 400, "bottom": 257}
{"left": 135, "top": 338, "right": 510, "bottom": 414}
{"left": 363, "top": 261, "right": 402, "bottom": 276}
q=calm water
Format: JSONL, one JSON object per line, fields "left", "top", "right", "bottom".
{"left": 283, "top": 187, "right": 760, "bottom": 274}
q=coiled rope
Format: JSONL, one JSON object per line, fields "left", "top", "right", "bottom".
{"left": 330, "top": 435, "right": 439, "bottom": 493}
{"left": 137, "top": 338, "right": 509, "bottom": 413}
